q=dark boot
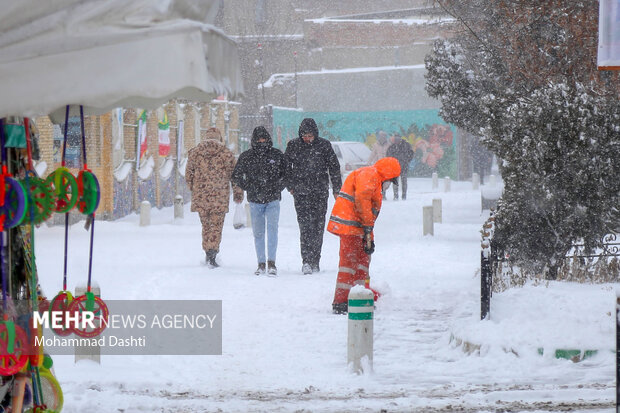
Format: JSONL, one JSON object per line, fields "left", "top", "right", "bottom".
{"left": 206, "top": 250, "right": 219, "bottom": 268}
{"left": 332, "top": 302, "right": 348, "bottom": 315}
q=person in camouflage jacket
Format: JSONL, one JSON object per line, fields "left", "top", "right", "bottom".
{"left": 186, "top": 127, "right": 243, "bottom": 268}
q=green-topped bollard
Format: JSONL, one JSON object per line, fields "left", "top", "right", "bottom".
{"left": 347, "top": 286, "right": 374, "bottom": 374}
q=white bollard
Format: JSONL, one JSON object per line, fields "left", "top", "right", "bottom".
{"left": 444, "top": 177, "right": 451, "bottom": 192}
{"left": 489, "top": 174, "right": 497, "bottom": 187}
{"left": 432, "top": 172, "right": 439, "bottom": 190}
{"left": 348, "top": 286, "right": 374, "bottom": 374}
{"left": 432, "top": 198, "right": 442, "bottom": 223}
{"left": 472, "top": 173, "right": 480, "bottom": 190}
{"left": 423, "top": 206, "right": 434, "bottom": 236}
{"left": 174, "top": 195, "right": 184, "bottom": 219}
{"left": 75, "top": 286, "right": 101, "bottom": 364}
{"left": 245, "top": 203, "right": 252, "bottom": 227}
{"left": 140, "top": 201, "right": 151, "bottom": 226}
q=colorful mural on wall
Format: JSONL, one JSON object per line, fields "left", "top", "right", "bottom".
{"left": 272, "top": 108, "right": 458, "bottom": 178}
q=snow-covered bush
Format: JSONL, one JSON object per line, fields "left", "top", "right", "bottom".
{"left": 425, "top": 0, "right": 620, "bottom": 274}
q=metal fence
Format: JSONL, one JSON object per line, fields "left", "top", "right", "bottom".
{"left": 480, "top": 211, "right": 620, "bottom": 320}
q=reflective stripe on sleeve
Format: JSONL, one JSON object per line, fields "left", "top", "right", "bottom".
{"left": 338, "top": 191, "right": 355, "bottom": 202}
{"left": 329, "top": 215, "right": 363, "bottom": 228}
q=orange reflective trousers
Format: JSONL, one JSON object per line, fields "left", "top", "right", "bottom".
{"left": 332, "top": 235, "right": 370, "bottom": 305}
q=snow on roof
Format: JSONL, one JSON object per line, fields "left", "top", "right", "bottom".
{"left": 270, "top": 105, "right": 304, "bottom": 112}
{"left": 260, "top": 65, "right": 426, "bottom": 89}
{"left": 0, "top": 0, "right": 243, "bottom": 119}
{"left": 307, "top": 17, "right": 456, "bottom": 25}
{"left": 230, "top": 34, "right": 304, "bottom": 41}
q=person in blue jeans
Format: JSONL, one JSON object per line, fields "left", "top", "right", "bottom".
{"left": 248, "top": 201, "right": 280, "bottom": 274}
{"left": 232, "top": 126, "right": 287, "bottom": 275}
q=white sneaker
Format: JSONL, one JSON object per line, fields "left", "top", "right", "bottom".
{"left": 302, "top": 263, "right": 312, "bottom": 275}
{"left": 254, "top": 263, "right": 266, "bottom": 276}
{"left": 267, "top": 261, "right": 277, "bottom": 276}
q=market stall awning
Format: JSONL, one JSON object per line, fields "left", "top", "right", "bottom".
{"left": 0, "top": 0, "right": 243, "bottom": 120}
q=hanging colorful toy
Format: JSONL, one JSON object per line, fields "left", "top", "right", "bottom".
{"left": 21, "top": 119, "right": 55, "bottom": 225}
{"left": 0, "top": 120, "right": 28, "bottom": 231}
{"left": 65, "top": 105, "right": 107, "bottom": 338}
{"left": 25, "top": 355, "right": 63, "bottom": 413}
{"left": 45, "top": 106, "right": 78, "bottom": 214}
{"left": 48, "top": 106, "right": 80, "bottom": 337}
{"left": 65, "top": 212, "right": 108, "bottom": 338}
{"left": 0, "top": 120, "right": 29, "bottom": 376}
{"left": 75, "top": 106, "right": 100, "bottom": 216}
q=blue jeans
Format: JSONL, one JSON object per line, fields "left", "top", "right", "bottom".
{"left": 249, "top": 200, "right": 280, "bottom": 264}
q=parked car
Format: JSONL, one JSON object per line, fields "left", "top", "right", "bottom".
{"left": 330, "top": 141, "right": 371, "bottom": 180}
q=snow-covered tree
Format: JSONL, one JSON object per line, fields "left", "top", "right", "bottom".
{"left": 425, "top": 0, "right": 620, "bottom": 273}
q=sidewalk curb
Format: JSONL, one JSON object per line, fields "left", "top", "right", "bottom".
{"left": 449, "top": 334, "right": 601, "bottom": 362}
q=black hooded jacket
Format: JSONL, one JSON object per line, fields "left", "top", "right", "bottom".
{"left": 386, "top": 137, "right": 414, "bottom": 171}
{"left": 231, "top": 126, "right": 287, "bottom": 204}
{"left": 284, "top": 118, "right": 342, "bottom": 196}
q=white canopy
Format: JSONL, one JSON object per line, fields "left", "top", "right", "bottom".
{"left": 0, "top": 0, "right": 243, "bottom": 120}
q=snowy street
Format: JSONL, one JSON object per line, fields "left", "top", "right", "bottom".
{"left": 34, "top": 178, "right": 616, "bottom": 412}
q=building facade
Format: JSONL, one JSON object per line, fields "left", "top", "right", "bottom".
{"left": 34, "top": 98, "right": 240, "bottom": 222}
{"left": 215, "top": 1, "right": 481, "bottom": 180}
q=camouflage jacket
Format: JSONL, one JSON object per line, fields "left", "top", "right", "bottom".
{"left": 186, "top": 139, "right": 243, "bottom": 214}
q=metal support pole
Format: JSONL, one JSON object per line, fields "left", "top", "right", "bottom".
{"left": 258, "top": 43, "right": 266, "bottom": 107}
{"left": 224, "top": 107, "right": 230, "bottom": 148}
{"left": 481, "top": 250, "right": 491, "bottom": 320}
{"left": 616, "top": 293, "right": 620, "bottom": 412}
{"left": 294, "top": 51, "right": 298, "bottom": 108}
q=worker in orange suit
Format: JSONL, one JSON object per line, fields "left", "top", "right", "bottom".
{"left": 327, "top": 157, "right": 401, "bottom": 314}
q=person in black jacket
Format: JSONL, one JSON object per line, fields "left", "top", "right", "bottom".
{"left": 386, "top": 133, "right": 414, "bottom": 200}
{"left": 232, "top": 126, "right": 287, "bottom": 276}
{"left": 285, "top": 118, "right": 342, "bottom": 274}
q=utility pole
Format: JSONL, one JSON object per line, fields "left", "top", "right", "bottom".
{"left": 258, "top": 43, "right": 266, "bottom": 107}
{"left": 294, "top": 51, "right": 298, "bottom": 108}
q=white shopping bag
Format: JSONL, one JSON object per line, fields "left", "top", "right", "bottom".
{"left": 233, "top": 203, "right": 246, "bottom": 229}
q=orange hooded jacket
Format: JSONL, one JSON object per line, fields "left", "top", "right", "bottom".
{"left": 327, "top": 157, "right": 401, "bottom": 237}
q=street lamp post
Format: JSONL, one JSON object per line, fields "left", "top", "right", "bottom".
{"left": 294, "top": 51, "right": 298, "bottom": 108}
{"left": 258, "top": 43, "right": 266, "bottom": 107}
{"left": 224, "top": 109, "right": 230, "bottom": 147}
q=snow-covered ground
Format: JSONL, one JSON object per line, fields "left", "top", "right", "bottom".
{"left": 34, "top": 178, "right": 616, "bottom": 412}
